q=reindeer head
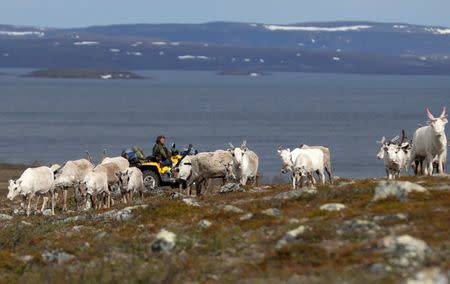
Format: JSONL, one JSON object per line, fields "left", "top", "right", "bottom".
{"left": 277, "top": 147, "right": 293, "bottom": 173}
{"left": 427, "top": 107, "right": 448, "bottom": 137}
{"left": 228, "top": 141, "right": 247, "bottom": 168}
{"left": 224, "top": 162, "right": 236, "bottom": 181}
{"left": 7, "top": 179, "right": 21, "bottom": 201}
{"left": 116, "top": 170, "right": 131, "bottom": 188}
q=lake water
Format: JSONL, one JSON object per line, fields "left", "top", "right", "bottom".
{"left": 0, "top": 69, "right": 449, "bottom": 181}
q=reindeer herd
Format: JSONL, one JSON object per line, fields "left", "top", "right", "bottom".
{"left": 377, "top": 107, "right": 448, "bottom": 179}
{"left": 5, "top": 107, "right": 449, "bottom": 216}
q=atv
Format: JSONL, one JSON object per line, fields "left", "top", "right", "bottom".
{"left": 121, "top": 146, "right": 186, "bottom": 193}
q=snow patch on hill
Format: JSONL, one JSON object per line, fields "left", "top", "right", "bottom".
{"left": 425, "top": 28, "right": 450, "bottom": 35}
{"left": 74, "top": 41, "right": 99, "bottom": 46}
{"left": 178, "top": 55, "right": 210, "bottom": 60}
{"left": 264, "top": 25, "right": 372, "bottom": 32}
{"left": 0, "top": 30, "right": 44, "bottom": 37}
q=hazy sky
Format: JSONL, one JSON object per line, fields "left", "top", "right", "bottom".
{"left": 2, "top": 0, "right": 450, "bottom": 28}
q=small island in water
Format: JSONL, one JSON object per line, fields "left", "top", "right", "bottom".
{"left": 24, "top": 68, "right": 146, "bottom": 80}
{"left": 218, "top": 69, "right": 269, "bottom": 76}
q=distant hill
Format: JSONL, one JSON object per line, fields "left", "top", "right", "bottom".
{"left": 1, "top": 21, "right": 450, "bottom": 74}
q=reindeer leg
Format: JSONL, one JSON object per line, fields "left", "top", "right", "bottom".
{"left": 41, "top": 196, "right": 48, "bottom": 213}
{"left": 62, "top": 188, "right": 68, "bottom": 211}
{"left": 27, "top": 194, "right": 33, "bottom": 216}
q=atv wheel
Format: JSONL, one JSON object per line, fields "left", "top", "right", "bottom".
{"left": 142, "top": 171, "right": 160, "bottom": 193}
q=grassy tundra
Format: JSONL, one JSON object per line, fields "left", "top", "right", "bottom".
{"left": 0, "top": 163, "right": 449, "bottom": 283}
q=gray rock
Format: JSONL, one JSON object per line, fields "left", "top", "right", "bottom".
{"left": 18, "top": 255, "right": 34, "bottom": 263}
{"left": 95, "top": 231, "right": 107, "bottom": 240}
{"left": 223, "top": 205, "right": 244, "bottom": 214}
{"left": 41, "top": 250, "right": 75, "bottom": 265}
{"left": 407, "top": 267, "right": 448, "bottom": 284}
{"left": 21, "top": 221, "right": 32, "bottom": 226}
{"left": 219, "top": 183, "right": 245, "bottom": 194}
{"left": 239, "top": 213, "right": 254, "bottom": 221}
{"left": 42, "top": 209, "right": 53, "bottom": 216}
{"left": 97, "top": 205, "right": 148, "bottom": 221}
{"left": 369, "top": 262, "right": 386, "bottom": 273}
{"left": 373, "top": 181, "right": 427, "bottom": 202}
{"left": 276, "top": 225, "right": 308, "bottom": 249}
{"left": 182, "top": 198, "right": 201, "bottom": 207}
{"left": 288, "top": 218, "right": 301, "bottom": 224}
{"left": 151, "top": 229, "right": 176, "bottom": 253}
{"left": 319, "top": 203, "right": 346, "bottom": 211}
{"left": 261, "top": 208, "right": 281, "bottom": 217}
{"left": 198, "top": 219, "right": 212, "bottom": 229}
{"left": 380, "top": 235, "right": 430, "bottom": 269}
{"left": 338, "top": 219, "right": 380, "bottom": 238}
{"left": 0, "top": 213, "right": 13, "bottom": 220}
{"left": 373, "top": 213, "right": 408, "bottom": 223}
{"left": 267, "top": 188, "right": 317, "bottom": 201}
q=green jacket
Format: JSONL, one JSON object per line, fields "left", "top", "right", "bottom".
{"left": 152, "top": 143, "right": 170, "bottom": 160}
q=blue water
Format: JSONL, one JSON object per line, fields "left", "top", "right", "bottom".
{"left": 0, "top": 69, "right": 449, "bottom": 181}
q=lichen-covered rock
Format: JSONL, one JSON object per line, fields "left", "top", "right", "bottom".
{"left": 373, "top": 213, "right": 408, "bottom": 223}
{"left": 219, "top": 183, "right": 245, "bottom": 193}
{"left": 261, "top": 208, "right": 281, "bottom": 217}
{"left": 182, "top": 198, "right": 201, "bottom": 207}
{"left": 338, "top": 219, "right": 380, "bottom": 238}
{"left": 151, "top": 229, "right": 176, "bottom": 253}
{"left": 268, "top": 189, "right": 317, "bottom": 201}
{"left": 239, "top": 213, "right": 253, "bottom": 221}
{"left": 198, "top": 219, "right": 212, "bottom": 229}
{"left": 319, "top": 203, "right": 346, "bottom": 211}
{"left": 373, "top": 181, "right": 427, "bottom": 202}
{"left": 380, "top": 235, "right": 430, "bottom": 269}
{"left": 223, "top": 205, "right": 244, "bottom": 214}
{"left": 406, "top": 267, "right": 448, "bottom": 284}
{"left": 97, "top": 205, "right": 148, "bottom": 221}
{"left": 41, "top": 250, "right": 75, "bottom": 265}
{"left": 0, "top": 213, "right": 13, "bottom": 220}
{"left": 276, "top": 225, "right": 308, "bottom": 249}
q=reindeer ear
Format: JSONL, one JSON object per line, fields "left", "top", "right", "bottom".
{"left": 277, "top": 149, "right": 282, "bottom": 154}
{"left": 287, "top": 148, "right": 290, "bottom": 152}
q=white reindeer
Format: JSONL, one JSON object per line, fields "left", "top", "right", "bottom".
{"left": 7, "top": 166, "right": 56, "bottom": 216}
{"left": 228, "top": 141, "right": 259, "bottom": 186}
{"left": 411, "top": 107, "right": 448, "bottom": 175}
{"left": 277, "top": 147, "right": 325, "bottom": 189}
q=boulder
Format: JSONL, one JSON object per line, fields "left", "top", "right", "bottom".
{"left": 223, "top": 205, "right": 244, "bottom": 214}
{"left": 319, "top": 203, "right": 346, "bottom": 212}
{"left": 407, "top": 267, "right": 448, "bottom": 284}
{"left": 380, "top": 235, "right": 430, "bottom": 269}
{"left": 198, "top": 219, "right": 212, "bottom": 229}
{"left": 276, "top": 225, "right": 308, "bottom": 249}
{"left": 41, "top": 250, "right": 75, "bottom": 265}
{"left": 182, "top": 198, "right": 201, "bottom": 207}
{"left": 373, "top": 181, "right": 427, "bottom": 202}
{"left": 151, "top": 229, "right": 176, "bottom": 253}
{"left": 338, "top": 219, "right": 380, "bottom": 238}
{"left": 261, "top": 208, "right": 281, "bottom": 217}
{"left": 219, "top": 183, "right": 245, "bottom": 194}
{"left": 239, "top": 213, "right": 254, "bottom": 221}
{"left": 0, "top": 213, "right": 13, "bottom": 220}
{"left": 267, "top": 189, "right": 317, "bottom": 201}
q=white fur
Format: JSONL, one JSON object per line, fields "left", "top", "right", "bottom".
{"left": 411, "top": 107, "right": 448, "bottom": 175}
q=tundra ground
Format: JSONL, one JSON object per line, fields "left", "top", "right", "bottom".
{"left": 0, "top": 163, "right": 449, "bottom": 283}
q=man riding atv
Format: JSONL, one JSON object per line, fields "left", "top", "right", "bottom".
{"left": 152, "top": 135, "right": 173, "bottom": 167}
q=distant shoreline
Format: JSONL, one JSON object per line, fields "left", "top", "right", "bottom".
{"left": 23, "top": 68, "right": 146, "bottom": 80}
